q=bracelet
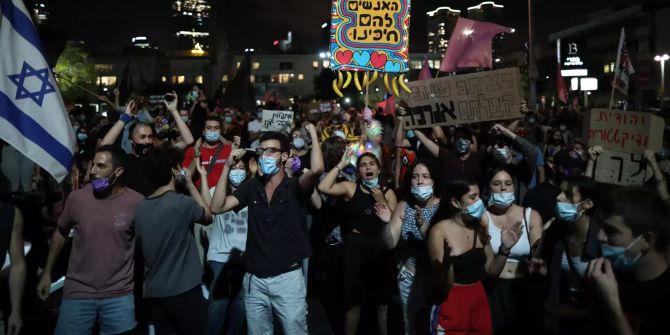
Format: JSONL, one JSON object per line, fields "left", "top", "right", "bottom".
{"left": 334, "top": 166, "right": 341, "bottom": 172}
{"left": 498, "top": 247, "right": 511, "bottom": 257}
{"left": 120, "top": 114, "right": 134, "bottom": 124}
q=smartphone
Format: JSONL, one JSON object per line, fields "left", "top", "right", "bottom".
{"left": 164, "top": 94, "right": 175, "bottom": 102}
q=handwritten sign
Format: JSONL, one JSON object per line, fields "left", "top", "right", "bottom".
{"left": 593, "top": 149, "right": 646, "bottom": 186}
{"left": 261, "top": 110, "right": 294, "bottom": 132}
{"left": 586, "top": 109, "right": 664, "bottom": 154}
{"left": 399, "top": 68, "right": 523, "bottom": 129}
{"left": 329, "top": 0, "right": 411, "bottom": 72}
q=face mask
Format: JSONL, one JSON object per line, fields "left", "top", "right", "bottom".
{"left": 494, "top": 147, "right": 511, "bottom": 162}
{"left": 489, "top": 192, "right": 515, "bottom": 208}
{"left": 454, "top": 138, "right": 471, "bottom": 154}
{"left": 555, "top": 201, "right": 583, "bottom": 222}
{"left": 192, "top": 89, "right": 199, "bottom": 98}
{"left": 91, "top": 173, "right": 119, "bottom": 195}
{"left": 180, "top": 116, "right": 189, "bottom": 123}
{"left": 362, "top": 178, "right": 378, "bottom": 188}
{"left": 411, "top": 184, "right": 433, "bottom": 202}
{"left": 224, "top": 116, "right": 233, "bottom": 124}
{"left": 133, "top": 143, "right": 152, "bottom": 157}
{"left": 333, "top": 130, "right": 346, "bottom": 139}
{"left": 406, "top": 130, "right": 415, "bottom": 139}
{"left": 601, "top": 236, "right": 643, "bottom": 271}
{"left": 461, "top": 198, "right": 486, "bottom": 220}
{"left": 77, "top": 133, "right": 88, "bottom": 141}
{"left": 204, "top": 131, "right": 220, "bottom": 142}
{"left": 259, "top": 156, "right": 280, "bottom": 176}
{"left": 292, "top": 138, "right": 305, "bottom": 149}
{"left": 228, "top": 169, "right": 247, "bottom": 187}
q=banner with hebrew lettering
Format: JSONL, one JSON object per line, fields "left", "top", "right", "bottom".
{"left": 593, "top": 149, "right": 646, "bottom": 186}
{"left": 399, "top": 67, "right": 523, "bottom": 129}
{"left": 329, "top": 0, "right": 410, "bottom": 72}
{"left": 586, "top": 109, "right": 664, "bottom": 154}
{"left": 261, "top": 110, "right": 294, "bottom": 132}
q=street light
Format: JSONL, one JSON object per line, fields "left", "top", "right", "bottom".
{"left": 655, "top": 54, "right": 669, "bottom": 95}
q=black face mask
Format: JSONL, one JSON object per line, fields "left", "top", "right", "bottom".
{"left": 133, "top": 142, "right": 152, "bottom": 157}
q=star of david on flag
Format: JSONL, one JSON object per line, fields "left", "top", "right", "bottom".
{"left": 0, "top": 0, "right": 74, "bottom": 182}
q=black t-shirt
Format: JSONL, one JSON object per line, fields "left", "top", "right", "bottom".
{"left": 522, "top": 182, "right": 562, "bottom": 224}
{"left": 123, "top": 154, "right": 154, "bottom": 196}
{"left": 618, "top": 268, "right": 670, "bottom": 335}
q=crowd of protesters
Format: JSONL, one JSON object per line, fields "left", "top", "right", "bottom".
{"left": 1, "top": 84, "right": 670, "bottom": 335}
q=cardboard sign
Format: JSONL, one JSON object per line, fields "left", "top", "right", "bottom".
{"left": 593, "top": 149, "right": 646, "bottom": 186}
{"left": 585, "top": 109, "right": 664, "bottom": 154}
{"left": 261, "top": 110, "right": 293, "bottom": 132}
{"left": 329, "top": 0, "right": 411, "bottom": 72}
{"left": 400, "top": 68, "right": 523, "bottom": 129}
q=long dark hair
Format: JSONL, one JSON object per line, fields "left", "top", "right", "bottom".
{"left": 400, "top": 159, "right": 441, "bottom": 204}
{"left": 430, "top": 178, "right": 477, "bottom": 226}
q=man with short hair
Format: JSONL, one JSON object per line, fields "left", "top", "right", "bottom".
{"left": 182, "top": 116, "right": 233, "bottom": 187}
{"left": 588, "top": 187, "right": 670, "bottom": 335}
{"left": 36, "top": 145, "right": 144, "bottom": 335}
{"left": 210, "top": 124, "right": 324, "bottom": 334}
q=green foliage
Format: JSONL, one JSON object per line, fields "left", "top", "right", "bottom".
{"left": 54, "top": 42, "right": 96, "bottom": 100}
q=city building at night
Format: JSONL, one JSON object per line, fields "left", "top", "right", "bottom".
{"left": 32, "top": 2, "right": 48, "bottom": 25}
{"left": 426, "top": 6, "right": 461, "bottom": 54}
{"left": 172, "top": 0, "right": 212, "bottom": 54}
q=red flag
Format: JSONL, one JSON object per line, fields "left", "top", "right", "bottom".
{"left": 439, "top": 17, "right": 513, "bottom": 73}
{"left": 418, "top": 58, "right": 432, "bottom": 80}
{"left": 556, "top": 64, "right": 568, "bottom": 103}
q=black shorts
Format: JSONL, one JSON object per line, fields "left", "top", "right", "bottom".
{"left": 342, "top": 233, "right": 396, "bottom": 308}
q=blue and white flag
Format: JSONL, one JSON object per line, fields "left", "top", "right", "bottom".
{"left": 0, "top": 0, "right": 74, "bottom": 182}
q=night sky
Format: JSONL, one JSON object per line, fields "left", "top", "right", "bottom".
{"left": 42, "top": 0, "right": 639, "bottom": 54}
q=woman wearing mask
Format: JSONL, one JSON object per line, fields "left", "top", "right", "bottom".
{"left": 428, "top": 178, "right": 522, "bottom": 335}
{"left": 542, "top": 177, "right": 601, "bottom": 335}
{"left": 290, "top": 127, "right": 312, "bottom": 173}
{"left": 374, "top": 160, "right": 441, "bottom": 335}
{"left": 200, "top": 149, "right": 257, "bottom": 335}
{"left": 482, "top": 167, "right": 543, "bottom": 334}
{"left": 318, "top": 151, "right": 397, "bottom": 335}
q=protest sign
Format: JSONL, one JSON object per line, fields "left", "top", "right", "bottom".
{"left": 399, "top": 68, "right": 523, "bottom": 129}
{"left": 585, "top": 109, "right": 664, "bottom": 154}
{"left": 305, "top": 102, "right": 332, "bottom": 114}
{"left": 593, "top": 149, "right": 646, "bottom": 186}
{"left": 329, "top": 0, "right": 411, "bottom": 72}
{"left": 261, "top": 110, "right": 293, "bottom": 132}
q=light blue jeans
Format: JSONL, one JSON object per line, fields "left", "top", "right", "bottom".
{"left": 398, "top": 265, "right": 425, "bottom": 335}
{"left": 55, "top": 294, "right": 136, "bottom": 335}
{"left": 242, "top": 268, "right": 308, "bottom": 335}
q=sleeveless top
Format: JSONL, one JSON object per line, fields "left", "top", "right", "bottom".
{"left": 450, "top": 231, "right": 486, "bottom": 284}
{"left": 487, "top": 207, "right": 532, "bottom": 263}
{"left": 345, "top": 184, "right": 386, "bottom": 236}
{"left": 401, "top": 202, "right": 439, "bottom": 266}
{"left": 0, "top": 202, "right": 15, "bottom": 268}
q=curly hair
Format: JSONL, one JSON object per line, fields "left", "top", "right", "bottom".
{"left": 144, "top": 146, "right": 184, "bottom": 189}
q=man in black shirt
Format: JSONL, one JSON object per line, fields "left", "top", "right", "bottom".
{"left": 210, "top": 125, "right": 323, "bottom": 335}
{"left": 588, "top": 187, "right": 670, "bottom": 335}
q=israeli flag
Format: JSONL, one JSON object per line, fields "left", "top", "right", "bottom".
{"left": 0, "top": 0, "right": 74, "bottom": 182}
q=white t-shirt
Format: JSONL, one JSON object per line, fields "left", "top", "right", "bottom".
{"left": 206, "top": 188, "right": 248, "bottom": 264}
{"left": 247, "top": 119, "right": 262, "bottom": 149}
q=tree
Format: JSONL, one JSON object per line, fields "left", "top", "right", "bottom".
{"left": 53, "top": 41, "right": 96, "bottom": 100}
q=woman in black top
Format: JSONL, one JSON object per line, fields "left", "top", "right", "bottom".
{"left": 427, "top": 178, "right": 521, "bottom": 335}
{"left": 318, "top": 150, "right": 397, "bottom": 335}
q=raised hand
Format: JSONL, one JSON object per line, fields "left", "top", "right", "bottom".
{"left": 125, "top": 100, "right": 136, "bottom": 115}
{"left": 374, "top": 202, "right": 392, "bottom": 223}
{"left": 587, "top": 258, "right": 621, "bottom": 309}
{"left": 232, "top": 135, "right": 241, "bottom": 149}
{"left": 225, "top": 148, "right": 246, "bottom": 167}
{"left": 588, "top": 146, "right": 603, "bottom": 161}
{"left": 341, "top": 146, "right": 355, "bottom": 165}
{"left": 500, "top": 221, "right": 523, "bottom": 252}
{"left": 164, "top": 91, "right": 178, "bottom": 111}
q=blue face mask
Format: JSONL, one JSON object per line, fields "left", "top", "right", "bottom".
{"left": 77, "top": 133, "right": 88, "bottom": 141}
{"left": 362, "top": 178, "right": 378, "bottom": 188}
{"left": 411, "top": 184, "right": 433, "bottom": 202}
{"left": 601, "top": 236, "right": 643, "bottom": 271}
{"left": 489, "top": 192, "right": 515, "bottom": 208}
{"left": 292, "top": 137, "right": 305, "bottom": 149}
{"left": 204, "top": 131, "right": 219, "bottom": 142}
{"left": 259, "top": 156, "right": 280, "bottom": 176}
{"left": 228, "top": 169, "right": 247, "bottom": 187}
{"left": 224, "top": 116, "right": 233, "bottom": 124}
{"left": 406, "top": 130, "right": 416, "bottom": 139}
{"left": 555, "top": 201, "right": 582, "bottom": 222}
{"left": 461, "top": 198, "right": 486, "bottom": 220}
{"left": 454, "top": 138, "right": 471, "bottom": 154}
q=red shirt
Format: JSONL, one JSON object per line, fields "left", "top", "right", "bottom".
{"left": 183, "top": 143, "right": 232, "bottom": 187}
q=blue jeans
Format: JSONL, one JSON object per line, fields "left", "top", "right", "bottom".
{"left": 243, "top": 268, "right": 308, "bottom": 335}
{"left": 398, "top": 265, "right": 425, "bottom": 335}
{"left": 55, "top": 294, "right": 136, "bottom": 335}
{"left": 206, "top": 261, "right": 246, "bottom": 335}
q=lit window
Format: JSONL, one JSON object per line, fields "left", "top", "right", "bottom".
{"left": 177, "top": 75, "right": 185, "bottom": 84}
{"left": 196, "top": 75, "right": 203, "bottom": 84}
{"left": 236, "top": 62, "right": 241, "bottom": 69}
{"left": 161, "top": 76, "right": 167, "bottom": 82}
{"left": 98, "top": 76, "right": 117, "bottom": 86}
{"left": 250, "top": 75, "right": 255, "bottom": 83}
{"left": 604, "top": 64, "right": 610, "bottom": 73}
{"left": 611, "top": 62, "right": 615, "bottom": 70}
{"left": 222, "top": 75, "right": 229, "bottom": 81}
{"left": 298, "top": 74, "right": 304, "bottom": 80}
{"left": 172, "top": 76, "right": 177, "bottom": 84}
{"left": 410, "top": 61, "right": 421, "bottom": 70}
{"left": 322, "top": 60, "right": 330, "bottom": 68}
{"left": 312, "top": 61, "right": 319, "bottom": 68}
{"left": 94, "top": 64, "right": 113, "bottom": 72}
{"left": 252, "top": 62, "right": 260, "bottom": 70}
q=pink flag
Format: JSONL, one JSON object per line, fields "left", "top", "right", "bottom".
{"left": 376, "top": 95, "right": 396, "bottom": 116}
{"left": 439, "top": 17, "right": 513, "bottom": 73}
{"left": 418, "top": 58, "right": 432, "bottom": 80}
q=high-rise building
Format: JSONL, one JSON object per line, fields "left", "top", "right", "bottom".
{"left": 467, "top": 1, "right": 505, "bottom": 23}
{"left": 32, "top": 2, "right": 49, "bottom": 25}
{"left": 172, "top": 0, "right": 211, "bottom": 54}
{"left": 426, "top": 6, "right": 461, "bottom": 54}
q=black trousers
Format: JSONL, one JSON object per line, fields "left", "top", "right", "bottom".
{"left": 149, "top": 286, "right": 208, "bottom": 335}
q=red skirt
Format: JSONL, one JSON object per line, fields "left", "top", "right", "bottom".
{"left": 435, "top": 281, "right": 492, "bottom": 335}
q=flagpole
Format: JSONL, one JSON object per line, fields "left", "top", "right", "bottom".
{"left": 610, "top": 28, "right": 624, "bottom": 110}
{"left": 54, "top": 72, "right": 100, "bottom": 98}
